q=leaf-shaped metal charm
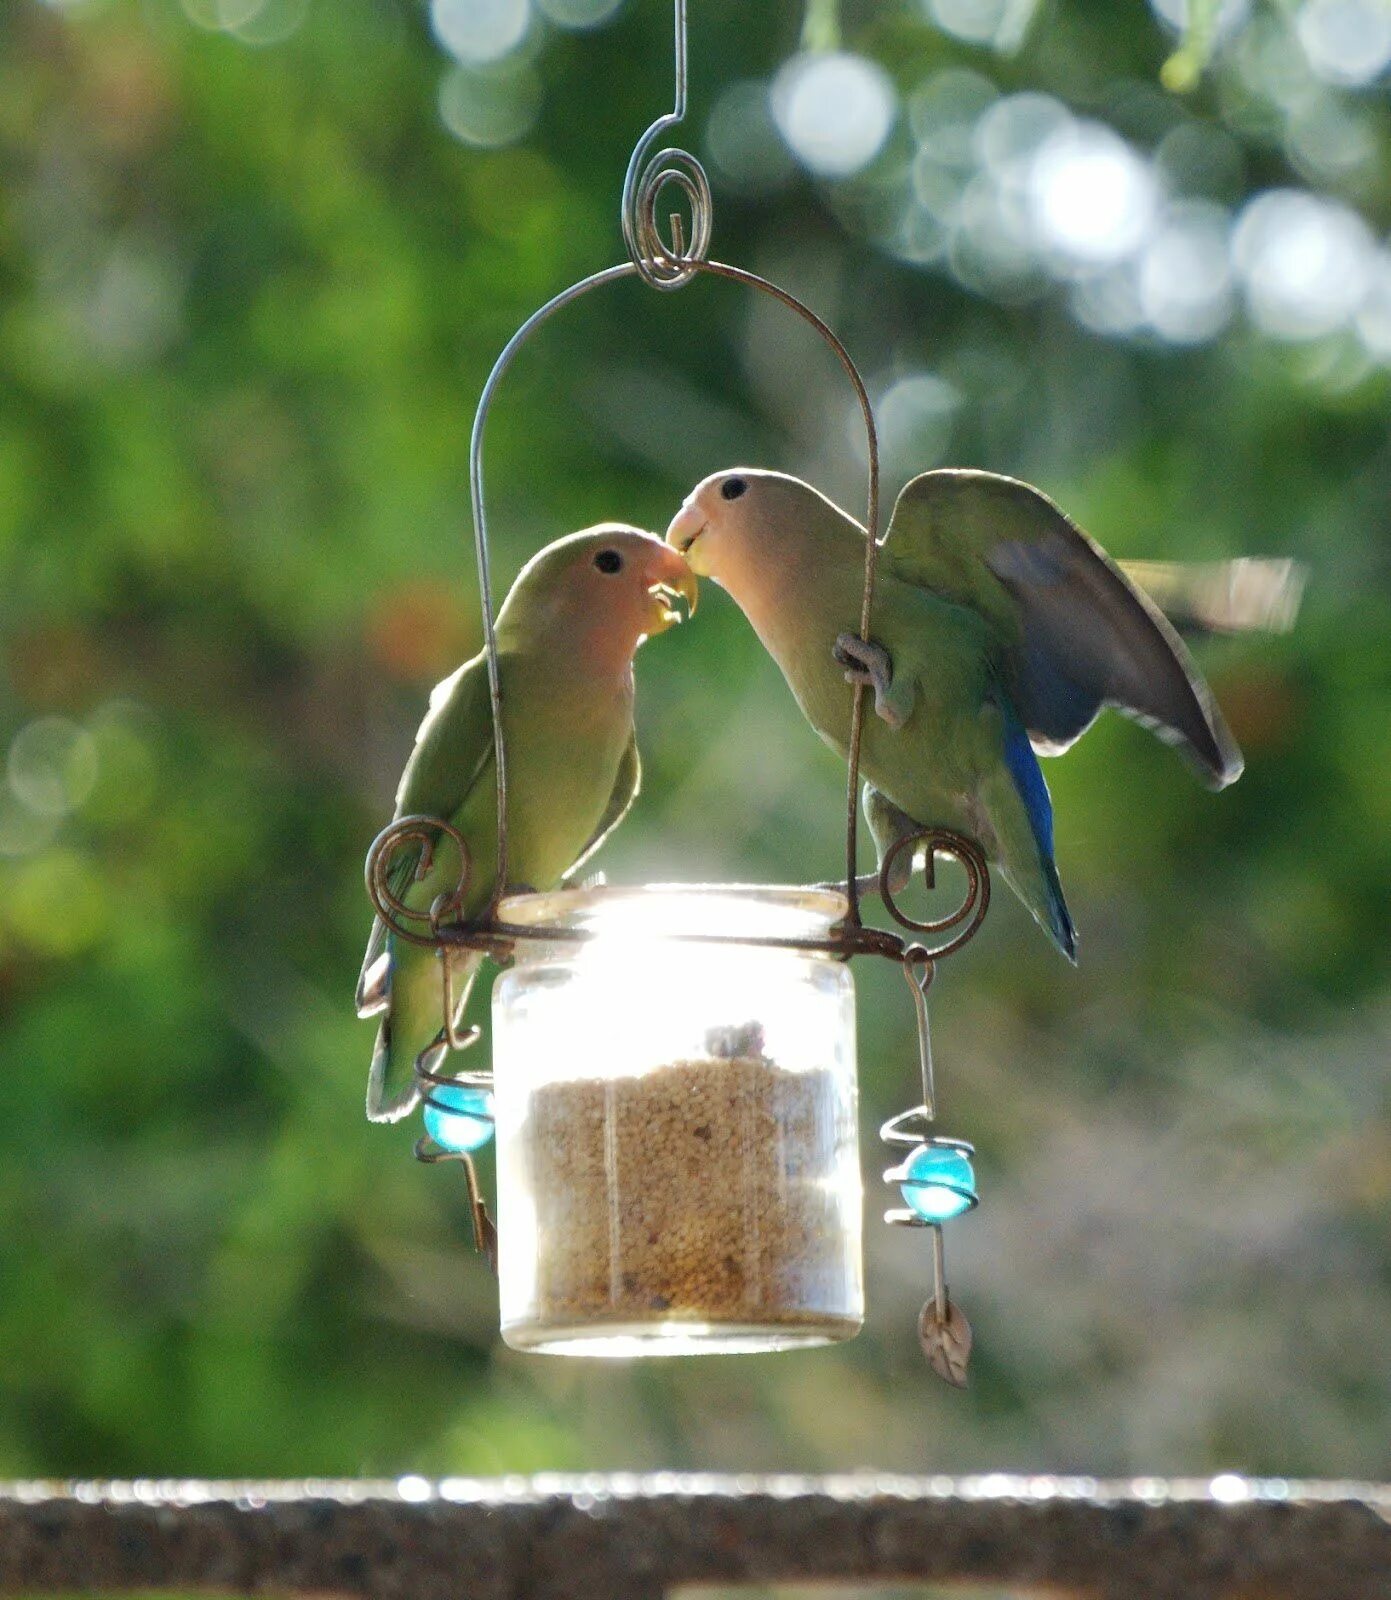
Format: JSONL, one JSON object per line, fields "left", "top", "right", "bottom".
{"left": 919, "top": 1297, "right": 972, "bottom": 1387}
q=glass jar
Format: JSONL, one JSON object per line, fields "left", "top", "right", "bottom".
{"left": 492, "top": 885, "right": 862, "bottom": 1356}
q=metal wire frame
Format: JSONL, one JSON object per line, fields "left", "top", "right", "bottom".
{"left": 464, "top": 250, "right": 887, "bottom": 927}
{"left": 365, "top": 815, "right": 989, "bottom": 969}
{"left": 363, "top": 0, "right": 993, "bottom": 1157}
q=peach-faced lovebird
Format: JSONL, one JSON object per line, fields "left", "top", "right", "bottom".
{"left": 357, "top": 526, "right": 697, "bottom": 1120}
{"left": 668, "top": 468, "right": 1289, "bottom": 961}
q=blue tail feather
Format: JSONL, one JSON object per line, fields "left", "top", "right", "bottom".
{"left": 1002, "top": 712, "right": 1077, "bottom": 961}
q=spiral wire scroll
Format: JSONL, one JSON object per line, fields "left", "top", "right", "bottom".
{"left": 621, "top": 0, "right": 712, "bottom": 289}
{"left": 364, "top": 0, "right": 992, "bottom": 1321}
{"left": 467, "top": 0, "right": 890, "bottom": 931}
{"left": 371, "top": 0, "right": 991, "bottom": 1037}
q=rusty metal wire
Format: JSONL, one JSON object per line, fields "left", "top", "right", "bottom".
{"left": 464, "top": 244, "right": 883, "bottom": 917}
{"left": 362, "top": 0, "right": 994, "bottom": 1167}
{"left": 366, "top": 816, "right": 988, "bottom": 970}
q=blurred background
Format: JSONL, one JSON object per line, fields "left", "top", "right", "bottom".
{"left": 0, "top": 0, "right": 1388, "bottom": 1484}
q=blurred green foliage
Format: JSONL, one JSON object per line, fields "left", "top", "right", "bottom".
{"left": 0, "top": 0, "right": 1388, "bottom": 1483}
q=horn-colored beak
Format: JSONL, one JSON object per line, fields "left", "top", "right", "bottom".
{"left": 646, "top": 552, "right": 699, "bottom": 633}
{"left": 665, "top": 501, "right": 706, "bottom": 558}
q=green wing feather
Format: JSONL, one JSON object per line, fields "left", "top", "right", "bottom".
{"left": 883, "top": 469, "right": 1242, "bottom": 787}
{"left": 361, "top": 657, "right": 498, "bottom": 1122}
{"left": 565, "top": 730, "right": 641, "bottom": 882}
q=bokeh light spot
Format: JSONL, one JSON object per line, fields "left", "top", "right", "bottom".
{"left": 1355, "top": 253, "right": 1391, "bottom": 362}
{"left": 909, "top": 68, "right": 998, "bottom": 168}
{"left": 771, "top": 52, "right": 898, "bottom": 179}
{"left": 535, "top": 0, "right": 624, "bottom": 25}
{"left": 179, "top": 0, "right": 269, "bottom": 32}
{"left": 926, "top": 0, "right": 1039, "bottom": 52}
{"left": 8, "top": 718, "right": 99, "bottom": 819}
{"left": 439, "top": 60, "right": 542, "bottom": 149}
{"left": 85, "top": 702, "right": 160, "bottom": 827}
{"left": 231, "top": 0, "right": 311, "bottom": 46}
{"left": 1139, "top": 202, "right": 1235, "bottom": 343}
{"left": 432, "top": 0, "right": 531, "bottom": 65}
{"left": 975, "top": 91, "right": 1070, "bottom": 180}
{"left": 1296, "top": 0, "right": 1391, "bottom": 86}
{"left": 0, "top": 791, "right": 58, "bottom": 859}
{"left": 6, "top": 848, "right": 109, "bottom": 957}
{"left": 706, "top": 80, "right": 795, "bottom": 194}
{"left": 1233, "top": 188, "right": 1375, "bottom": 339}
{"left": 1028, "top": 121, "right": 1159, "bottom": 268}
{"left": 876, "top": 372, "right": 961, "bottom": 468}
{"left": 951, "top": 172, "right": 1041, "bottom": 298}
{"left": 1149, "top": 0, "right": 1251, "bottom": 45}
{"left": 1071, "top": 266, "right": 1145, "bottom": 337}
{"left": 1285, "top": 96, "right": 1377, "bottom": 183}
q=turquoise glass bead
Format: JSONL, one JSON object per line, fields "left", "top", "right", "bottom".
{"left": 423, "top": 1084, "right": 495, "bottom": 1153}
{"left": 899, "top": 1144, "right": 977, "bottom": 1222}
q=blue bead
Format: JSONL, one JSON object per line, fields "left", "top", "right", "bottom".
{"left": 423, "top": 1084, "right": 495, "bottom": 1153}
{"left": 899, "top": 1144, "right": 977, "bottom": 1222}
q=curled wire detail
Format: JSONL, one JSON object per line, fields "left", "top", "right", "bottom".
{"left": 622, "top": 139, "right": 713, "bottom": 289}
{"left": 365, "top": 815, "right": 474, "bottom": 948}
{"left": 878, "top": 828, "right": 991, "bottom": 959}
{"left": 620, "top": 0, "right": 712, "bottom": 288}
{"left": 411, "top": 981, "right": 498, "bottom": 1270}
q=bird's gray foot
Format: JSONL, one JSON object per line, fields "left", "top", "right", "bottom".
{"left": 834, "top": 632, "right": 905, "bottom": 729}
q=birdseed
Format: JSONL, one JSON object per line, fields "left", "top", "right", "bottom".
{"left": 508, "top": 1052, "right": 858, "bottom": 1334}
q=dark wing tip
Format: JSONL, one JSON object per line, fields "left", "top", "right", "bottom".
{"left": 1181, "top": 681, "right": 1245, "bottom": 790}
{"left": 365, "top": 1017, "right": 425, "bottom": 1124}
{"left": 1211, "top": 746, "right": 1245, "bottom": 790}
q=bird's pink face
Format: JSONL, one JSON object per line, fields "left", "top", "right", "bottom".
{"left": 664, "top": 469, "right": 765, "bottom": 585}
{"left": 542, "top": 525, "right": 699, "bottom": 654}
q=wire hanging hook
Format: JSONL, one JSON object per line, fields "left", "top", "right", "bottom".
{"left": 621, "top": 0, "right": 713, "bottom": 288}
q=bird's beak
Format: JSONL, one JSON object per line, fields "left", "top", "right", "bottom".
{"left": 645, "top": 549, "right": 699, "bottom": 633}
{"left": 665, "top": 500, "right": 708, "bottom": 566}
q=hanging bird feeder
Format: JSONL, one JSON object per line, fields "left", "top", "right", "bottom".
{"left": 364, "top": 0, "right": 989, "bottom": 1381}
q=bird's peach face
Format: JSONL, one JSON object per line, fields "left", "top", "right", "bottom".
{"left": 664, "top": 470, "right": 759, "bottom": 582}
{"left": 568, "top": 526, "right": 699, "bottom": 641}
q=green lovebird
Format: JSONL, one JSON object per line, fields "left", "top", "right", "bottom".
{"left": 357, "top": 525, "right": 697, "bottom": 1121}
{"left": 667, "top": 468, "right": 1298, "bottom": 962}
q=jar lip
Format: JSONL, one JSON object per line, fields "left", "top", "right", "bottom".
{"left": 496, "top": 881, "right": 851, "bottom": 942}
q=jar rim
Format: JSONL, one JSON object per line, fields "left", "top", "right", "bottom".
{"left": 496, "top": 881, "right": 850, "bottom": 943}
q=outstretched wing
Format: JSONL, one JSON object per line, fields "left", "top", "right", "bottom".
{"left": 882, "top": 469, "right": 1242, "bottom": 787}
{"left": 1120, "top": 557, "right": 1305, "bottom": 638}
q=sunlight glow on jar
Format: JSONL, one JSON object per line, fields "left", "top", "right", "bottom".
{"left": 491, "top": 886, "right": 863, "bottom": 1357}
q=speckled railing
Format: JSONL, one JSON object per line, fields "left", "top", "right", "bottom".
{"left": 1, "top": 1474, "right": 1388, "bottom": 1599}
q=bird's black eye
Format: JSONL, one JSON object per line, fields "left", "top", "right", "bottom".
{"left": 594, "top": 549, "right": 624, "bottom": 574}
{"left": 721, "top": 476, "right": 748, "bottom": 501}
